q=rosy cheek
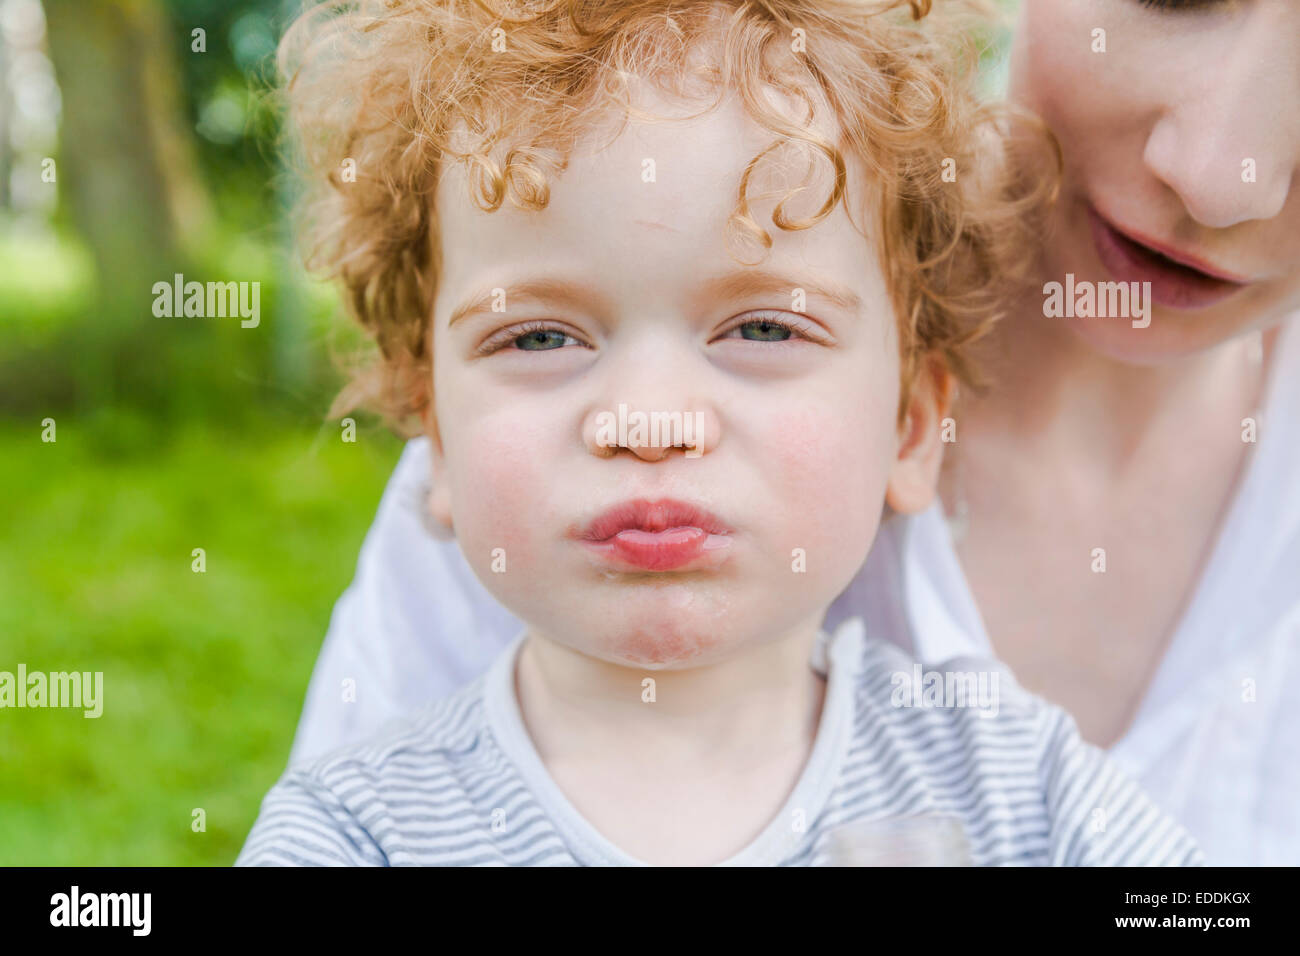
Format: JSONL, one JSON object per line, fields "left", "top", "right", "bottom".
{"left": 450, "top": 414, "right": 552, "bottom": 574}
{"left": 770, "top": 417, "right": 842, "bottom": 503}
{"left": 762, "top": 403, "right": 885, "bottom": 547}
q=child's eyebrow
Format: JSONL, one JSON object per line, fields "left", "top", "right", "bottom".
{"left": 444, "top": 269, "right": 862, "bottom": 329}
{"left": 446, "top": 278, "right": 611, "bottom": 329}
{"left": 696, "top": 270, "right": 863, "bottom": 316}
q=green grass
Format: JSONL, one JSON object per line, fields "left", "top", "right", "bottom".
{"left": 0, "top": 416, "right": 404, "bottom": 865}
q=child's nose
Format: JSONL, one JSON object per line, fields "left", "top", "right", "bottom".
{"left": 581, "top": 401, "right": 720, "bottom": 461}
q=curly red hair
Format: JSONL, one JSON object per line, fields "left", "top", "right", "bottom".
{"left": 278, "top": 0, "right": 1057, "bottom": 432}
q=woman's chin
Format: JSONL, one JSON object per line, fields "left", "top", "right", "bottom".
{"left": 1058, "top": 311, "right": 1242, "bottom": 366}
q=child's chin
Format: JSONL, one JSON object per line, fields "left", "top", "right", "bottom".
{"left": 522, "top": 584, "right": 815, "bottom": 668}
{"left": 574, "top": 583, "right": 743, "bottom": 668}
{"left": 602, "top": 624, "right": 736, "bottom": 669}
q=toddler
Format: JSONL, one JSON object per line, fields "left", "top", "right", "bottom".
{"left": 238, "top": 0, "right": 1200, "bottom": 866}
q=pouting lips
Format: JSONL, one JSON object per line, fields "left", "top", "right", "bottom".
{"left": 576, "top": 498, "right": 731, "bottom": 542}
{"left": 575, "top": 498, "right": 733, "bottom": 572}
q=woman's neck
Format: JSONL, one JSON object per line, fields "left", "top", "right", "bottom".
{"left": 961, "top": 288, "right": 1268, "bottom": 471}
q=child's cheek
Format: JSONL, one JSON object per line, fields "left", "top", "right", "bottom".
{"left": 763, "top": 401, "right": 890, "bottom": 569}
{"left": 448, "top": 411, "right": 557, "bottom": 582}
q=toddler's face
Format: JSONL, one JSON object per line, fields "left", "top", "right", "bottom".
{"left": 427, "top": 86, "right": 928, "bottom": 668}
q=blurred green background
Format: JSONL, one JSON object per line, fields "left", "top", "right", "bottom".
{"left": 0, "top": 0, "right": 404, "bottom": 866}
{"left": 0, "top": 0, "right": 1017, "bottom": 865}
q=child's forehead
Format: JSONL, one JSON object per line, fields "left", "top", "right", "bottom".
{"left": 435, "top": 98, "right": 874, "bottom": 284}
{"left": 430, "top": 58, "right": 888, "bottom": 321}
{"left": 436, "top": 73, "right": 865, "bottom": 225}
{"left": 430, "top": 83, "right": 893, "bottom": 343}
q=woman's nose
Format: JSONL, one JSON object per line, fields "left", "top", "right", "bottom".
{"left": 1142, "top": 18, "right": 1297, "bottom": 229}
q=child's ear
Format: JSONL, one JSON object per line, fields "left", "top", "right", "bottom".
{"left": 421, "top": 399, "right": 456, "bottom": 538}
{"left": 885, "top": 357, "right": 954, "bottom": 515}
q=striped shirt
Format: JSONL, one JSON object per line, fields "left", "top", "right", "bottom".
{"left": 237, "top": 617, "right": 1203, "bottom": 866}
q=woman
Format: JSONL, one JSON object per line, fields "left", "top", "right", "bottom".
{"left": 288, "top": 0, "right": 1299, "bottom": 864}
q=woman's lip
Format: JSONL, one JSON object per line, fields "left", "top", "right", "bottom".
{"left": 1096, "top": 210, "right": 1249, "bottom": 282}
{"left": 1086, "top": 206, "right": 1250, "bottom": 310}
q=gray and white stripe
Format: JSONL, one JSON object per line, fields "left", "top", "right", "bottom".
{"left": 237, "top": 632, "right": 1202, "bottom": 867}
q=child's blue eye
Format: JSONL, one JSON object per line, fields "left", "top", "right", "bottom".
{"left": 477, "top": 311, "right": 821, "bottom": 356}
{"left": 478, "top": 321, "right": 588, "bottom": 355}
{"left": 515, "top": 329, "right": 571, "bottom": 351}
{"left": 735, "top": 319, "right": 793, "bottom": 342}
{"left": 719, "top": 311, "right": 819, "bottom": 344}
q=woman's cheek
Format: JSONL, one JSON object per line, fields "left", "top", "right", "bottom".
{"left": 1017, "top": 2, "right": 1104, "bottom": 128}
{"left": 1020, "top": 1, "right": 1150, "bottom": 139}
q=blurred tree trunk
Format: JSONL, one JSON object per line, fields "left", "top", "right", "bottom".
{"left": 0, "top": 38, "right": 11, "bottom": 209}
{"left": 42, "top": 0, "right": 214, "bottom": 407}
